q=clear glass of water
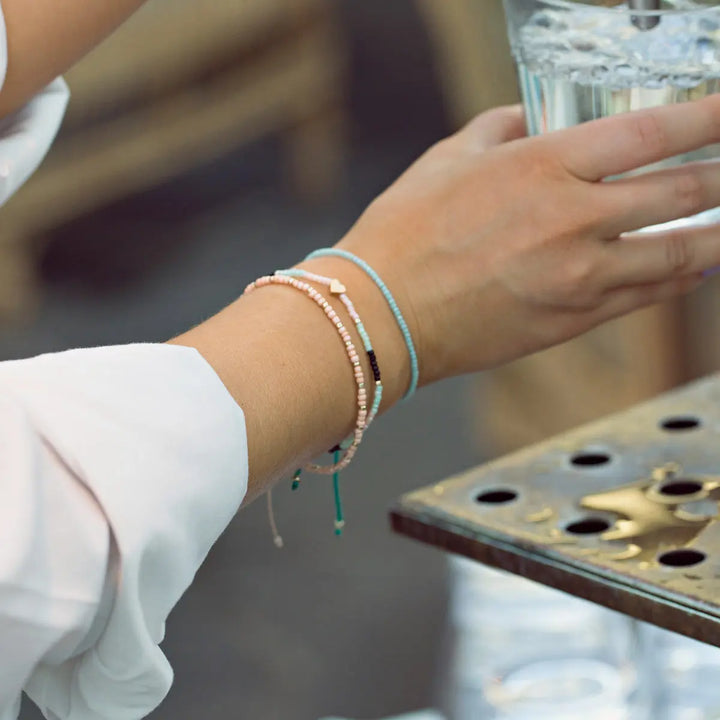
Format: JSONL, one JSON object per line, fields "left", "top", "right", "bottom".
{"left": 503, "top": 0, "right": 720, "bottom": 231}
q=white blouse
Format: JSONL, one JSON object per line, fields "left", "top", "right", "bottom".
{"left": 0, "top": 10, "right": 250, "bottom": 720}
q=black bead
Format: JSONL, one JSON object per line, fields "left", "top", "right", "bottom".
{"left": 367, "top": 350, "right": 381, "bottom": 381}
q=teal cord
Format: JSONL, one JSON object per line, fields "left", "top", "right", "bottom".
{"left": 305, "top": 248, "right": 419, "bottom": 401}
{"left": 333, "top": 449, "right": 345, "bottom": 536}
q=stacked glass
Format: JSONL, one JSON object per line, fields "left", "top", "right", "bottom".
{"left": 448, "top": 558, "right": 650, "bottom": 719}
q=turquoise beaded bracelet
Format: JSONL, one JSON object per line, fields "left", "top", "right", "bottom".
{"left": 304, "top": 248, "right": 419, "bottom": 401}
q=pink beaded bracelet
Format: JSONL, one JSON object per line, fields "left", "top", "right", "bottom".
{"left": 243, "top": 274, "right": 369, "bottom": 474}
{"left": 276, "top": 268, "right": 383, "bottom": 426}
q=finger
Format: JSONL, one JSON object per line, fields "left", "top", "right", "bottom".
{"left": 458, "top": 105, "right": 527, "bottom": 151}
{"left": 604, "top": 223, "right": 720, "bottom": 287}
{"left": 597, "top": 160, "right": 720, "bottom": 237}
{"left": 543, "top": 93, "right": 720, "bottom": 181}
{"left": 589, "top": 275, "right": 703, "bottom": 327}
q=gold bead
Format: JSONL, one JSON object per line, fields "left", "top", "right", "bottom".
{"left": 330, "top": 279, "right": 347, "bottom": 294}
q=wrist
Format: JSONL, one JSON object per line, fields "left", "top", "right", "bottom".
{"left": 169, "top": 281, "right": 360, "bottom": 501}
{"left": 167, "top": 241, "right": 414, "bottom": 503}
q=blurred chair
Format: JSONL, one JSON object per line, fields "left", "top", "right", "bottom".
{"left": 417, "top": 0, "right": 697, "bottom": 453}
{"left": 416, "top": 0, "right": 518, "bottom": 128}
{"left": 0, "top": 0, "right": 347, "bottom": 316}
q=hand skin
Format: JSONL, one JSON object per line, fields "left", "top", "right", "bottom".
{"left": 172, "top": 97, "right": 720, "bottom": 503}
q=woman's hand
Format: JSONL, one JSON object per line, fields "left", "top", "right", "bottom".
{"left": 178, "top": 96, "right": 720, "bottom": 495}
{"left": 336, "top": 98, "right": 720, "bottom": 385}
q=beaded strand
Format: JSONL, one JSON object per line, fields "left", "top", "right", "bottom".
{"left": 305, "top": 247, "right": 419, "bottom": 401}
{"left": 275, "top": 268, "right": 385, "bottom": 536}
{"left": 245, "top": 269, "right": 388, "bottom": 540}
{"left": 276, "top": 268, "right": 383, "bottom": 424}
{"left": 243, "top": 274, "right": 369, "bottom": 474}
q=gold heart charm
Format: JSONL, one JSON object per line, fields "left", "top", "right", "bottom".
{"left": 330, "top": 279, "right": 346, "bottom": 295}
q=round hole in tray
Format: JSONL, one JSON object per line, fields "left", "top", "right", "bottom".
{"left": 475, "top": 488, "right": 518, "bottom": 505}
{"left": 571, "top": 451, "right": 611, "bottom": 467}
{"left": 658, "top": 549, "right": 706, "bottom": 568}
{"left": 660, "top": 416, "right": 702, "bottom": 432}
{"left": 565, "top": 517, "right": 611, "bottom": 535}
{"left": 659, "top": 479, "right": 704, "bottom": 497}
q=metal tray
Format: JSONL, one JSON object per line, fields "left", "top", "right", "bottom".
{"left": 391, "top": 374, "right": 720, "bottom": 645}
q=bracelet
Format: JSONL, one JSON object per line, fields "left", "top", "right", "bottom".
{"left": 243, "top": 274, "right": 369, "bottom": 474}
{"left": 304, "top": 247, "right": 419, "bottom": 401}
{"left": 244, "top": 270, "right": 386, "bottom": 539}
{"left": 276, "top": 268, "right": 383, "bottom": 425}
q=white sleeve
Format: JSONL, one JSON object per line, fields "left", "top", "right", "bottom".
{"left": 0, "top": 393, "right": 109, "bottom": 720}
{"left": 0, "top": 344, "right": 248, "bottom": 719}
{"left": 0, "top": 1, "right": 70, "bottom": 207}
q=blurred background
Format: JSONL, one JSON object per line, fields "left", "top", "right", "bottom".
{"left": 6, "top": 1, "right": 720, "bottom": 719}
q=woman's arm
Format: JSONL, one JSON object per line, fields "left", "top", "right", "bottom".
{"left": 0, "top": 0, "right": 146, "bottom": 117}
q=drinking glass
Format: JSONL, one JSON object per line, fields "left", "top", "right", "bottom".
{"left": 503, "top": 0, "right": 720, "bottom": 231}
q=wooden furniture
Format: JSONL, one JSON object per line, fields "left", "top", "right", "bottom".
{"left": 417, "top": 0, "right": 519, "bottom": 128}
{"left": 0, "top": 0, "right": 347, "bottom": 316}
{"left": 417, "top": 0, "right": 715, "bottom": 453}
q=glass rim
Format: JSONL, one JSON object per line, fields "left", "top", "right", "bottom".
{"left": 518, "top": 0, "right": 720, "bottom": 15}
